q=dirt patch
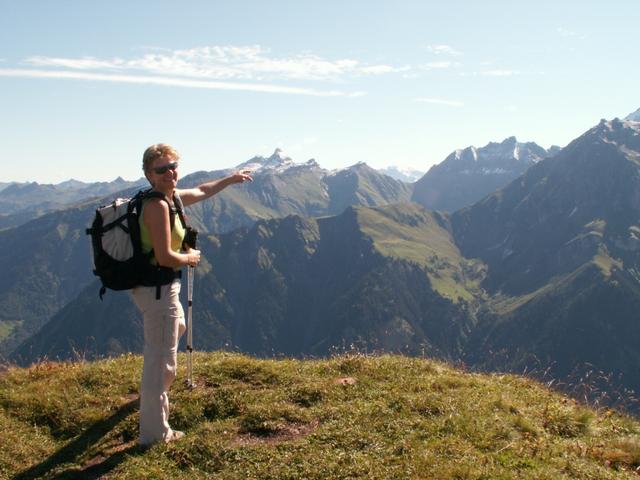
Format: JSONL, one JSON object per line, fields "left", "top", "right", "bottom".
{"left": 80, "top": 441, "right": 134, "bottom": 473}
{"left": 335, "top": 377, "right": 357, "bottom": 386}
{"left": 235, "top": 420, "right": 320, "bottom": 447}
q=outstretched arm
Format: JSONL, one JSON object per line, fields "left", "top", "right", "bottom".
{"left": 177, "top": 170, "right": 253, "bottom": 207}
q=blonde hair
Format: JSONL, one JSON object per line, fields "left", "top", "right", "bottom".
{"left": 142, "top": 144, "right": 180, "bottom": 174}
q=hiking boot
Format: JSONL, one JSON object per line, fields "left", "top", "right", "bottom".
{"left": 165, "top": 429, "right": 185, "bottom": 443}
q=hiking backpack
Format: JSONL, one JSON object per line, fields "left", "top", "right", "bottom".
{"left": 86, "top": 188, "right": 187, "bottom": 299}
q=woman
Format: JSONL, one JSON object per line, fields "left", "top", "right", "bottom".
{"left": 131, "top": 143, "right": 252, "bottom": 445}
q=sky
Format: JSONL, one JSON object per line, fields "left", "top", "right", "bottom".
{"left": 1, "top": 1, "right": 639, "bottom": 183}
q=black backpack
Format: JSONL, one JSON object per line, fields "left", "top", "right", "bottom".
{"left": 86, "top": 188, "right": 188, "bottom": 299}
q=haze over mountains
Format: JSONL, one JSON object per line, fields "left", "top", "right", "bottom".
{"left": 0, "top": 177, "right": 147, "bottom": 230}
{"left": 0, "top": 150, "right": 416, "bottom": 232}
{"left": 4, "top": 110, "right": 640, "bottom": 405}
{"left": 378, "top": 166, "right": 425, "bottom": 183}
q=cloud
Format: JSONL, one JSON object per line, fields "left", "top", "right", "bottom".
{"left": 0, "top": 68, "right": 355, "bottom": 96}
{"left": 24, "top": 45, "right": 402, "bottom": 82}
{"left": 421, "top": 61, "right": 461, "bottom": 70}
{"left": 414, "top": 97, "right": 464, "bottom": 107}
{"left": 459, "top": 68, "right": 534, "bottom": 78}
{"left": 426, "top": 45, "right": 463, "bottom": 56}
{"left": 27, "top": 56, "right": 127, "bottom": 70}
{"left": 556, "top": 27, "right": 586, "bottom": 39}
{"left": 359, "top": 65, "right": 409, "bottom": 75}
{"left": 481, "top": 70, "right": 520, "bottom": 77}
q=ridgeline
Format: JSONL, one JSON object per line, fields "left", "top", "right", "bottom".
{"left": 2, "top": 352, "right": 640, "bottom": 479}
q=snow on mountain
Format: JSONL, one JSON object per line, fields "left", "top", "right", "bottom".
{"left": 377, "top": 166, "right": 426, "bottom": 183}
{"left": 325, "top": 161, "right": 369, "bottom": 177}
{"left": 412, "top": 136, "right": 554, "bottom": 212}
{"left": 234, "top": 149, "right": 326, "bottom": 177}
{"left": 236, "top": 148, "right": 298, "bottom": 173}
{"left": 548, "top": 145, "right": 562, "bottom": 157}
{"left": 435, "top": 137, "right": 549, "bottom": 175}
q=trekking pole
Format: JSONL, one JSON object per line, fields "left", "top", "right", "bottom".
{"left": 184, "top": 227, "right": 198, "bottom": 389}
{"left": 186, "top": 264, "right": 195, "bottom": 389}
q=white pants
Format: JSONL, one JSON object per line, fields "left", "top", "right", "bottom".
{"left": 131, "top": 280, "right": 186, "bottom": 445}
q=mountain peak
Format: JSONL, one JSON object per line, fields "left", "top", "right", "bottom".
{"left": 413, "top": 136, "right": 551, "bottom": 212}
{"left": 56, "top": 179, "right": 87, "bottom": 190}
{"left": 453, "top": 147, "right": 478, "bottom": 162}
{"left": 305, "top": 158, "right": 320, "bottom": 168}
{"left": 234, "top": 149, "right": 325, "bottom": 175}
{"left": 624, "top": 107, "right": 640, "bottom": 122}
{"left": 237, "top": 149, "right": 296, "bottom": 173}
{"left": 347, "top": 161, "right": 376, "bottom": 173}
{"left": 269, "top": 148, "right": 290, "bottom": 162}
{"left": 580, "top": 118, "right": 640, "bottom": 151}
{"left": 446, "top": 137, "right": 544, "bottom": 166}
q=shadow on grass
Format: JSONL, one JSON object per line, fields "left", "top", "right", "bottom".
{"left": 13, "top": 398, "right": 144, "bottom": 480}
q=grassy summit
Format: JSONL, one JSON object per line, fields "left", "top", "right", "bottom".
{"left": 1, "top": 352, "right": 640, "bottom": 479}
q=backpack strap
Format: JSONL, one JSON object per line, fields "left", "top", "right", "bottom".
{"left": 172, "top": 191, "right": 188, "bottom": 230}
{"left": 142, "top": 190, "right": 189, "bottom": 232}
{"left": 142, "top": 189, "right": 177, "bottom": 230}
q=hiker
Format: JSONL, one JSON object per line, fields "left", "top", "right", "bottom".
{"left": 131, "top": 143, "right": 252, "bottom": 445}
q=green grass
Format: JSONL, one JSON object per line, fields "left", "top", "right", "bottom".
{"left": 489, "top": 250, "right": 624, "bottom": 317}
{"left": 356, "top": 204, "right": 485, "bottom": 302}
{"left": 2, "top": 352, "right": 640, "bottom": 479}
{"left": 0, "top": 319, "right": 20, "bottom": 342}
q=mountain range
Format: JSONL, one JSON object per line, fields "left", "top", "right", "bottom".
{"left": 0, "top": 177, "right": 147, "bottom": 230}
{"left": 412, "top": 137, "right": 560, "bottom": 213}
{"left": 173, "top": 152, "right": 414, "bottom": 235}
{"left": 5, "top": 115, "right": 640, "bottom": 404}
{"left": 0, "top": 141, "right": 542, "bottom": 233}
{"left": 0, "top": 158, "right": 414, "bottom": 358}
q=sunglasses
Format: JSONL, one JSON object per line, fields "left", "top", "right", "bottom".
{"left": 152, "top": 161, "right": 178, "bottom": 175}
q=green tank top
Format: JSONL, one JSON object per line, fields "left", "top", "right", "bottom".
{"left": 139, "top": 198, "right": 186, "bottom": 267}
